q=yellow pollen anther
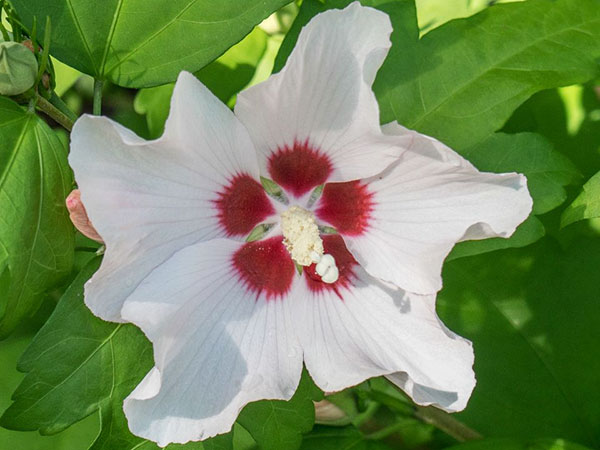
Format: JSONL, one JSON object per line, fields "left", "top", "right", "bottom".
{"left": 280, "top": 206, "right": 324, "bottom": 266}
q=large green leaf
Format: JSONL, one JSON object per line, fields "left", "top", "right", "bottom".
{"left": 438, "top": 236, "right": 600, "bottom": 447}
{"left": 10, "top": 0, "right": 288, "bottom": 88}
{"left": 237, "top": 371, "right": 323, "bottom": 450}
{"left": 376, "top": 0, "right": 600, "bottom": 149}
{"left": 561, "top": 170, "right": 600, "bottom": 227}
{"left": 0, "top": 96, "right": 74, "bottom": 338}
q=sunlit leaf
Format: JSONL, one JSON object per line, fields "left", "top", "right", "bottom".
{"left": 51, "top": 57, "right": 82, "bottom": 97}
{"left": 415, "top": 0, "right": 489, "bottom": 34}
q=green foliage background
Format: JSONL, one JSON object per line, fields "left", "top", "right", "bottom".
{"left": 1, "top": 0, "right": 599, "bottom": 449}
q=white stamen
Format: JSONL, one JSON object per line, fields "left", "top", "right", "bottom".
{"left": 281, "top": 206, "right": 324, "bottom": 266}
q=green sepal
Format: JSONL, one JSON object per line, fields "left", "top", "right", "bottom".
{"left": 261, "top": 176, "right": 289, "bottom": 204}
{"left": 246, "top": 223, "right": 275, "bottom": 242}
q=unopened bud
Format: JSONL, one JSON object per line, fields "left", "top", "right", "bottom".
{"left": 0, "top": 41, "right": 38, "bottom": 96}
{"left": 66, "top": 190, "right": 104, "bottom": 243}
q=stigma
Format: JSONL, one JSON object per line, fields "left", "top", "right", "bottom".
{"left": 280, "top": 206, "right": 339, "bottom": 283}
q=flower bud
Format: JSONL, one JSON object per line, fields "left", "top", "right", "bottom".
{"left": 66, "top": 190, "right": 104, "bottom": 243}
{"left": 0, "top": 41, "right": 38, "bottom": 96}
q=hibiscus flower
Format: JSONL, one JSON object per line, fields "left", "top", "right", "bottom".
{"left": 68, "top": 2, "right": 532, "bottom": 446}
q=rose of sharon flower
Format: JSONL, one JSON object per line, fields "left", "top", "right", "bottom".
{"left": 68, "top": 2, "right": 532, "bottom": 446}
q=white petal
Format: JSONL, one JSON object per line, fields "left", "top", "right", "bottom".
{"left": 319, "top": 122, "right": 532, "bottom": 295}
{"left": 292, "top": 262, "right": 475, "bottom": 412}
{"left": 69, "top": 72, "right": 270, "bottom": 321}
{"left": 235, "top": 3, "right": 407, "bottom": 195}
{"left": 121, "top": 239, "right": 303, "bottom": 446}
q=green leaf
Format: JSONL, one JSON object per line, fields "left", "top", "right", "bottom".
{"left": 0, "top": 96, "right": 74, "bottom": 338}
{"left": 300, "top": 426, "right": 392, "bottom": 450}
{"left": 377, "top": 0, "right": 600, "bottom": 149}
{"left": 438, "top": 236, "right": 600, "bottom": 446}
{"left": 237, "top": 371, "right": 323, "bottom": 450}
{"left": 561, "top": 170, "right": 600, "bottom": 227}
{"left": 134, "top": 27, "right": 268, "bottom": 138}
{"left": 10, "top": 0, "right": 288, "bottom": 88}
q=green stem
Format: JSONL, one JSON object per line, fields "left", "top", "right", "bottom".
{"left": 35, "top": 94, "right": 74, "bottom": 131}
{"left": 415, "top": 406, "right": 482, "bottom": 442}
{"left": 93, "top": 79, "right": 103, "bottom": 115}
{"left": 48, "top": 92, "right": 78, "bottom": 122}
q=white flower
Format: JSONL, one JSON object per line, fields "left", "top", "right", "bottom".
{"left": 68, "top": 2, "right": 532, "bottom": 446}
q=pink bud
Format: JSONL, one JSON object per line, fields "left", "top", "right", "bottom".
{"left": 66, "top": 189, "right": 104, "bottom": 243}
